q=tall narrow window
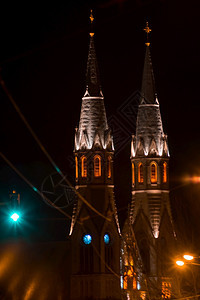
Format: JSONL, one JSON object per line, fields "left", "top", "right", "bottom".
{"left": 107, "top": 156, "right": 111, "bottom": 178}
{"left": 138, "top": 163, "right": 143, "bottom": 183}
{"left": 132, "top": 162, "right": 135, "bottom": 185}
{"left": 151, "top": 162, "right": 157, "bottom": 183}
{"left": 94, "top": 155, "right": 101, "bottom": 177}
{"left": 81, "top": 156, "right": 87, "bottom": 177}
{"left": 75, "top": 156, "right": 78, "bottom": 180}
{"left": 163, "top": 162, "right": 167, "bottom": 183}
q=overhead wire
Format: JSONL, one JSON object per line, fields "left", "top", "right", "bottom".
{"left": 0, "top": 76, "right": 121, "bottom": 278}
{"left": 0, "top": 151, "right": 74, "bottom": 222}
{"left": 0, "top": 75, "right": 111, "bottom": 222}
{"left": 0, "top": 151, "right": 120, "bottom": 279}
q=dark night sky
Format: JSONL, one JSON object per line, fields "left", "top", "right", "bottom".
{"left": 0, "top": 0, "right": 200, "bottom": 246}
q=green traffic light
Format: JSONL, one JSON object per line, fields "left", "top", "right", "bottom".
{"left": 10, "top": 213, "right": 20, "bottom": 222}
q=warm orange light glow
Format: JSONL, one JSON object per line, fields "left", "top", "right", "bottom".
{"left": 12, "top": 190, "right": 16, "bottom": 194}
{"left": 24, "top": 279, "right": 37, "bottom": 300}
{"left": 163, "top": 162, "right": 167, "bottom": 183}
{"left": 123, "top": 271, "right": 127, "bottom": 289}
{"left": 107, "top": 156, "right": 111, "bottom": 178}
{"left": 183, "top": 176, "right": 200, "bottom": 184}
{"left": 81, "top": 156, "right": 87, "bottom": 177}
{"left": 183, "top": 254, "right": 194, "bottom": 261}
{"left": 140, "top": 291, "right": 146, "bottom": 300}
{"left": 138, "top": 163, "right": 143, "bottom": 183}
{"left": 94, "top": 155, "right": 101, "bottom": 177}
{"left": 75, "top": 156, "right": 78, "bottom": 179}
{"left": 132, "top": 162, "right": 135, "bottom": 185}
{"left": 133, "top": 277, "right": 137, "bottom": 290}
{"left": 151, "top": 162, "right": 157, "bottom": 183}
{"left": 162, "top": 281, "right": 171, "bottom": 299}
{"left": 176, "top": 260, "right": 184, "bottom": 266}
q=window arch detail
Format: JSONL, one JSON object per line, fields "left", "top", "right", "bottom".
{"left": 132, "top": 162, "right": 135, "bottom": 185}
{"left": 138, "top": 163, "right": 144, "bottom": 183}
{"left": 75, "top": 156, "right": 78, "bottom": 179}
{"left": 81, "top": 156, "right": 87, "bottom": 177}
{"left": 107, "top": 156, "right": 112, "bottom": 179}
{"left": 94, "top": 155, "right": 101, "bottom": 177}
{"left": 150, "top": 162, "right": 157, "bottom": 183}
{"left": 163, "top": 162, "right": 167, "bottom": 183}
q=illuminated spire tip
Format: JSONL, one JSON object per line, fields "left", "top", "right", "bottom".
{"left": 144, "top": 21, "right": 151, "bottom": 46}
{"left": 90, "top": 9, "right": 94, "bottom": 23}
{"left": 90, "top": 10, "right": 94, "bottom": 37}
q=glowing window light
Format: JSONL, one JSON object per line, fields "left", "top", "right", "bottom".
{"left": 94, "top": 155, "right": 101, "bottom": 177}
{"left": 75, "top": 156, "right": 78, "bottom": 179}
{"left": 151, "top": 162, "right": 157, "bottom": 183}
{"left": 133, "top": 277, "right": 137, "bottom": 289}
{"left": 162, "top": 281, "right": 171, "bottom": 299}
{"left": 104, "top": 234, "right": 110, "bottom": 244}
{"left": 138, "top": 163, "right": 143, "bottom": 183}
{"left": 81, "top": 156, "right": 87, "bottom": 177}
{"left": 163, "top": 162, "right": 167, "bottom": 183}
{"left": 176, "top": 260, "right": 184, "bottom": 266}
{"left": 183, "top": 254, "right": 194, "bottom": 261}
{"left": 83, "top": 234, "right": 92, "bottom": 245}
{"left": 10, "top": 213, "right": 19, "bottom": 222}
{"left": 137, "top": 282, "right": 141, "bottom": 290}
{"left": 132, "top": 162, "right": 135, "bottom": 185}
{"left": 107, "top": 156, "right": 111, "bottom": 178}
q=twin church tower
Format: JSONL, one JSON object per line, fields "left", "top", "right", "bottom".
{"left": 69, "top": 11, "right": 176, "bottom": 300}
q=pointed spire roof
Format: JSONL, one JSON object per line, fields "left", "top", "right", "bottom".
{"left": 134, "top": 22, "right": 169, "bottom": 157}
{"left": 141, "top": 22, "right": 157, "bottom": 104}
{"left": 75, "top": 10, "right": 112, "bottom": 151}
{"left": 84, "top": 10, "right": 103, "bottom": 97}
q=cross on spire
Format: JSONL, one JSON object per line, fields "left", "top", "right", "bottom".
{"left": 90, "top": 10, "right": 94, "bottom": 37}
{"left": 144, "top": 21, "right": 151, "bottom": 46}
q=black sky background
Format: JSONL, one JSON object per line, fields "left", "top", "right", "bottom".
{"left": 0, "top": 0, "right": 200, "bottom": 248}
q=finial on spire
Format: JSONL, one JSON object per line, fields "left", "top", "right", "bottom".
{"left": 144, "top": 21, "right": 151, "bottom": 46}
{"left": 90, "top": 10, "right": 94, "bottom": 37}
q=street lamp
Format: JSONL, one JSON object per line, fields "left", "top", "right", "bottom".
{"left": 176, "top": 254, "right": 200, "bottom": 267}
{"left": 183, "top": 254, "right": 194, "bottom": 261}
{"left": 176, "top": 260, "right": 185, "bottom": 266}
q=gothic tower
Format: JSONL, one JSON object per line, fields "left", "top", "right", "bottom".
{"left": 69, "top": 11, "right": 121, "bottom": 300}
{"left": 123, "top": 23, "right": 176, "bottom": 299}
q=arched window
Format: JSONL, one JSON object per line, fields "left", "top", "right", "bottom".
{"left": 80, "top": 235, "right": 93, "bottom": 274}
{"left": 81, "top": 156, "right": 87, "bottom": 177}
{"left": 151, "top": 162, "right": 157, "bottom": 183}
{"left": 94, "top": 155, "right": 101, "bottom": 177}
{"left": 163, "top": 162, "right": 167, "bottom": 183}
{"left": 132, "top": 162, "right": 135, "bottom": 185}
{"left": 138, "top": 163, "right": 143, "bottom": 183}
{"left": 75, "top": 156, "right": 78, "bottom": 180}
{"left": 107, "top": 156, "right": 111, "bottom": 178}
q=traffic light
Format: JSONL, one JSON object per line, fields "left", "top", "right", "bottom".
{"left": 9, "top": 190, "right": 21, "bottom": 223}
{"left": 10, "top": 212, "right": 20, "bottom": 222}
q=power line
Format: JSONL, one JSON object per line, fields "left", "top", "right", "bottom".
{"left": 0, "top": 150, "right": 120, "bottom": 279}
{"left": 0, "top": 75, "right": 111, "bottom": 222}
{"left": 0, "top": 151, "right": 73, "bottom": 222}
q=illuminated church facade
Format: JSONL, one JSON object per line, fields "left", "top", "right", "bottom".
{"left": 69, "top": 12, "right": 177, "bottom": 300}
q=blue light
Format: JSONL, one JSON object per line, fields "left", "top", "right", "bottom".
{"left": 83, "top": 234, "right": 92, "bottom": 245}
{"left": 104, "top": 234, "right": 110, "bottom": 244}
{"left": 10, "top": 213, "right": 20, "bottom": 222}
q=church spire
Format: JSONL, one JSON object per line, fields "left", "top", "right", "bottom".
{"left": 74, "top": 10, "right": 113, "bottom": 152}
{"left": 141, "top": 22, "right": 157, "bottom": 104}
{"left": 84, "top": 10, "right": 103, "bottom": 97}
